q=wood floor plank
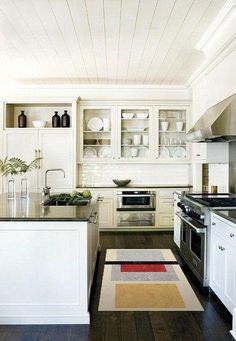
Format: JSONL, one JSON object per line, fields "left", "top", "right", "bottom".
{"left": 120, "top": 312, "right": 137, "bottom": 341}
{"left": 134, "top": 312, "right": 155, "bottom": 341}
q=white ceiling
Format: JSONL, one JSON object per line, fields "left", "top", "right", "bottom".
{"left": 0, "top": 0, "right": 227, "bottom": 86}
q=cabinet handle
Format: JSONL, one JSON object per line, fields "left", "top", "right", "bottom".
{"left": 218, "top": 245, "right": 225, "bottom": 251}
{"left": 218, "top": 245, "right": 221, "bottom": 249}
{"left": 38, "top": 150, "right": 41, "bottom": 169}
{"left": 35, "top": 149, "right": 38, "bottom": 158}
{"left": 212, "top": 222, "right": 216, "bottom": 226}
{"left": 98, "top": 196, "right": 104, "bottom": 202}
{"left": 196, "top": 154, "right": 200, "bottom": 157}
{"left": 230, "top": 233, "right": 235, "bottom": 237}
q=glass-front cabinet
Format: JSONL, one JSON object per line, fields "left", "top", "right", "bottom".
{"left": 80, "top": 106, "right": 115, "bottom": 161}
{"left": 156, "top": 108, "right": 189, "bottom": 161}
{"left": 117, "top": 106, "right": 153, "bottom": 161}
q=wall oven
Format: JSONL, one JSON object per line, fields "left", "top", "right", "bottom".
{"left": 176, "top": 212, "right": 207, "bottom": 286}
{"left": 116, "top": 191, "right": 156, "bottom": 227}
{"left": 117, "top": 191, "right": 156, "bottom": 211}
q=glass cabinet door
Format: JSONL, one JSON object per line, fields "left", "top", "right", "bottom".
{"left": 157, "top": 109, "right": 188, "bottom": 160}
{"left": 118, "top": 107, "right": 152, "bottom": 160}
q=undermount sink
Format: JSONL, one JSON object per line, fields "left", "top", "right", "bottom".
{"left": 43, "top": 195, "right": 90, "bottom": 207}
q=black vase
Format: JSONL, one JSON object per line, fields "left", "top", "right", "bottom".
{"left": 52, "top": 111, "right": 60, "bottom": 128}
{"left": 61, "top": 110, "right": 70, "bottom": 128}
{"left": 18, "top": 111, "right": 27, "bottom": 128}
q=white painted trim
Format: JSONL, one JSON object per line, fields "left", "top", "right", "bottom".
{"left": 0, "top": 314, "right": 90, "bottom": 325}
{"left": 231, "top": 307, "right": 236, "bottom": 340}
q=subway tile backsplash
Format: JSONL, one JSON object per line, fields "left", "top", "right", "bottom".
{"left": 79, "top": 163, "right": 191, "bottom": 186}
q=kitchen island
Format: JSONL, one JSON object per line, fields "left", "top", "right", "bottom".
{"left": 0, "top": 193, "right": 99, "bottom": 324}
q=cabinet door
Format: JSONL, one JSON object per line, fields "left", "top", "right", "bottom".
{"left": 192, "top": 143, "right": 206, "bottom": 162}
{"left": 223, "top": 243, "right": 236, "bottom": 313}
{"left": 3, "top": 130, "right": 39, "bottom": 191}
{"left": 38, "top": 130, "right": 73, "bottom": 191}
{"left": 98, "top": 198, "right": 114, "bottom": 228}
{"left": 210, "top": 231, "right": 225, "bottom": 296}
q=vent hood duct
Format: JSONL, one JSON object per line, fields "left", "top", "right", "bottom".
{"left": 186, "top": 94, "right": 236, "bottom": 142}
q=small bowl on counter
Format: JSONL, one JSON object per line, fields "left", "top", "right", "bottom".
{"left": 32, "top": 120, "right": 47, "bottom": 128}
{"left": 112, "top": 179, "right": 131, "bottom": 187}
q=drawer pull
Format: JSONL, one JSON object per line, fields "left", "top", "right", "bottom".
{"left": 196, "top": 154, "right": 200, "bottom": 157}
{"left": 230, "top": 233, "right": 235, "bottom": 237}
{"left": 212, "top": 222, "right": 216, "bottom": 226}
{"left": 218, "top": 245, "right": 225, "bottom": 251}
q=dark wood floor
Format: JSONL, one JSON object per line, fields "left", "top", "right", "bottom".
{"left": 0, "top": 231, "right": 234, "bottom": 341}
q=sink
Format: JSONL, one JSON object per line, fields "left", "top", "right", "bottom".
{"left": 43, "top": 195, "right": 90, "bottom": 206}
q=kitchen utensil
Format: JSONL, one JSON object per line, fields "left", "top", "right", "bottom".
{"left": 142, "top": 135, "right": 149, "bottom": 146}
{"left": 160, "top": 121, "right": 169, "bottom": 131}
{"left": 112, "top": 179, "right": 131, "bottom": 187}
{"left": 131, "top": 147, "right": 138, "bottom": 157}
{"left": 33, "top": 120, "right": 47, "bottom": 128}
{"left": 136, "top": 113, "right": 148, "bottom": 119}
{"left": 172, "top": 147, "right": 186, "bottom": 158}
{"left": 159, "top": 147, "right": 170, "bottom": 158}
{"left": 98, "top": 146, "right": 112, "bottom": 158}
{"left": 133, "top": 134, "right": 141, "bottom": 146}
{"left": 103, "top": 118, "right": 110, "bottom": 131}
{"left": 83, "top": 147, "right": 97, "bottom": 158}
{"left": 122, "top": 113, "right": 134, "bottom": 119}
{"left": 176, "top": 121, "right": 184, "bottom": 132}
{"left": 87, "top": 117, "right": 103, "bottom": 131}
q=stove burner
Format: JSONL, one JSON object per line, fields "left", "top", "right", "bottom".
{"left": 186, "top": 193, "right": 236, "bottom": 207}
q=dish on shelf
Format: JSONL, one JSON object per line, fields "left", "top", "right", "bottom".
{"left": 136, "top": 113, "right": 148, "bottom": 119}
{"left": 172, "top": 147, "right": 186, "bottom": 158}
{"left": 98, "top": 146, "right": 112, "bottom": 158}
{"left": 83, "top": 147, "right": 97, "bottom": 158}
{"left": 84, "top": 139, "right": 97, "bottom": 145}
{"left": 87, "top": 117, "right": 103, "bottom": 131}
{"left": 122, "top": 113, "right": 134, "bottom": 119}
{"left": 122, "top": 146, "right": 132, "bottom": 158}
{"left": 98, "top": 139, "right": 111, "bottom": 145}
{"left": 159, "top": 147, "right": 170, "bottom": 158}
{"left": 126, "top": 128, "right": 146, "bottom": 132}
{"left": 32, "top": 120, "right": 47, "bottom": 128}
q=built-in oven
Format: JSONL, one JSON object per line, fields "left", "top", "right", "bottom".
{"left": 117, "top": 191, "right": 156, "bottom": 211}
{"left": 176, "top": 212, "right": 207, "bottom": 286}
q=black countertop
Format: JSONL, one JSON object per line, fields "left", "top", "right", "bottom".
{"left": 0, "top": 193, "right": 97, "bottom": 222}
{"left": 213, "top": 209, "right": 236, "bottom": 226}
{"left": 76, "top": 184, "right": 192, "bottom": 189}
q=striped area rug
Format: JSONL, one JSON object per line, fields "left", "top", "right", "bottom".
{"left": 98, "top": 249, "right": 203, "bottom": 311}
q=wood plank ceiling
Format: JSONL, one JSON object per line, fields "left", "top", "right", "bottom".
{"left": 0, "top": 0, "right": 227, "bottom": 86}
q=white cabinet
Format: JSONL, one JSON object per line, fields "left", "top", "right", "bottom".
{"left": 174, "top": 192, "right": 182, "bottom": 247}
{"left": 210, "top": 213, "right": 236, "bottom": 314}
{"left": 192, "top": 143, "right": 229, "bottom": 163}
{"left": 98, "top": 197, "right": 114, "bottom": 229}
{"left": 3, "top": 129, "right": 74, "bottom": 192}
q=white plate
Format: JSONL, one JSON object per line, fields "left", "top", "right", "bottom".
{"left": 159, "top": 147, "right": 170, "bottom": 158}
{"left": 87, "top": 117, "right": 103, "bottom": 131}
{"left": 172, "top": 147, "right": 186, "bottom": 158}
{"left": 126, "top": 128, "right": 146, "bottom": 132}
{"left": 136, "top": 113, "right": 148, "bottom": 119}
{"left": 122, "top": 147, "right": 132, "bottom": 158}
{"left": 83, "top": 147, "right": 97, "bottom": 158}
{"left": 98, "top": 146, "right": 112, "bottom": 158}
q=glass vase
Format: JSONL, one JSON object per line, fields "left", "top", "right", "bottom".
{"left": 21, "top": 173, "right": 29, "bottom": 197}
{"left": 7, "top": 174, "right": 16, "bottom": 199}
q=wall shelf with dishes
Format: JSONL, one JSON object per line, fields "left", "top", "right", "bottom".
{"left": 157, "top": 109, "right": 188, "bottom": 160}
{"left": 119, "top": 108, "right": 151, "bottom": 160}
{"left": 82, "top": 107, "right": 114, "bottom": 160}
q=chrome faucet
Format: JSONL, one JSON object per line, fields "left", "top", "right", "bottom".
{"left": 42, "top": 168, "right": 65, "bottom": 201}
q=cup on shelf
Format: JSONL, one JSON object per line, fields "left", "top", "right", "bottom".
{"left": 103, "top": 118, "right": 110, "bottom": 131}
{"left": 142, "top": 135, "right": 149, "bottom": 146}
{"left": 122, "top": 138, "right": 132, "bottom": 145}
{"left": 131, "top": 147, "right": 138, "bottom": 157}
{"left": 133, "top": 134, "right": 141, "bottom": 146}
{"left": 160, "top": 121, "right": 169, "bottom": 131}
{"left": 176, "top": 121, "right": 184, "bottom": 132}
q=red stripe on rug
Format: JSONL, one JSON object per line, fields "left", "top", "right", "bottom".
{"left": 120, "top": 264, "right": 167, "bottom": 272}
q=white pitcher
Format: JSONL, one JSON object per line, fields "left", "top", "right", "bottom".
{"left": 133, "top": 135, "right": 141, "bottom": 146}
{"left": 142, "top": 135, "right": 149, "bottom": 146}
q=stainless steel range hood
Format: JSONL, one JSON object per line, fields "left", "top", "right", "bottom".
{"left": 186, "top": 94, "right": 236, "bottom": 142}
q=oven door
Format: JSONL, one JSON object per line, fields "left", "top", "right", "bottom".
{"left": 176, "top": 212, "right": 207, "bottom": 284}
{"left": 117, "top": 193, "right": 155, "bottom": 211}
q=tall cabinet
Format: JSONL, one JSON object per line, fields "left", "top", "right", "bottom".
{"left": 2, "top": 99, "right": 78, "bottom": 193}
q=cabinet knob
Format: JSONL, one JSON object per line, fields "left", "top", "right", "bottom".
{"left": 230, "top": 233, "right": 235, "bottom": 237}
{"left": 212, "top": 222, "right": 216, "bottom": 226}
{"left": 196, "top": 154, "right": 200, "bottom": 157}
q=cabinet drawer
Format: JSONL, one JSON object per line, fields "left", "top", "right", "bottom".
{"left": 158, "top": 200, "right": 174, "bottom": 213}
{"left": 158, "top": 190, "right": 174, "bottom": 199}
{"left": 158, "top": 214, "right": 174, "bottom": 227}
{"left": 211, "top": 217, "right": 236, "bottom": 248}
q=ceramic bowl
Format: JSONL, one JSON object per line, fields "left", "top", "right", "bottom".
{"left": 122, "top": 113, "right": 134, "bottom": 119}
{"left": 112, "top": 179, "right": 131, "bottom": 187}
{"left": 32, "top": 121, "right": 47, "bottom": 128}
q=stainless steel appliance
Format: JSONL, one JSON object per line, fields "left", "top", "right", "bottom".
{"left": 116, "top": 190, "right": 156, "bottom": 227}
{"left": 177, "top": 192, "right": 236, "bottom": 286}
{"left": 117, "top": 191, "right": 155, "bottom": 211}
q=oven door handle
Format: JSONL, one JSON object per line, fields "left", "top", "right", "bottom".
{"left": 117, "top": 194, "right": 155, "bottom": 197}
{"left": 176, "top": 212, "right": 206, "bottom": 234}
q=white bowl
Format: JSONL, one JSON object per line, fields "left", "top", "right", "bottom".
{"left": 122, "top": 113, "right": 134, "bottom": 119}
{"left": 32, "top": 121, "right": 47, "bottom": 128}
{"left": 136, "top": 113, "right": 148, "bottom": 119}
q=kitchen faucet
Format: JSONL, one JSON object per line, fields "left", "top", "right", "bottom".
{"left": 42, "top": 168, "right": 65, "bottom": 201}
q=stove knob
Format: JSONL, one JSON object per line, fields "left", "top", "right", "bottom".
{"left": 200, "top": 214, "right": 205, "bottom": 220}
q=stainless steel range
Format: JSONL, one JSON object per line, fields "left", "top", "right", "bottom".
{"left": 176, "top": 192, "right": 236, "bottom": 286}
